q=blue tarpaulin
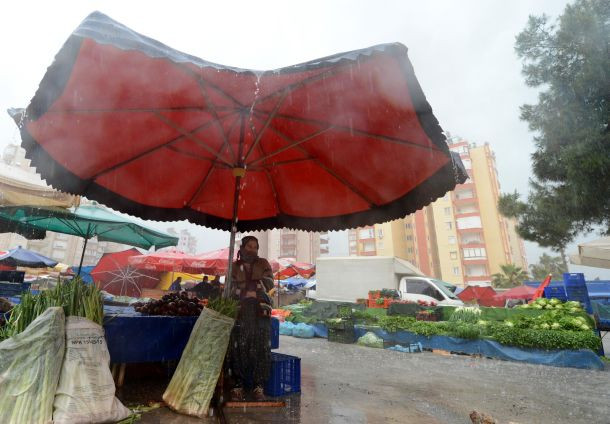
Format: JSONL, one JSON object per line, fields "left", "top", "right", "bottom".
{"left": 352, "top": 326, "right": 604, "bottom": 370}
{"left": 70, "top": 265, "right": 94, "bottom": 284}
{"left": 103, "top": 305, "right": 279, "bottom": 363}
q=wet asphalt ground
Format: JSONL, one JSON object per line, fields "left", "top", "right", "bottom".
{"left": 129, "top": 334, "right": 610, "bottom": 423}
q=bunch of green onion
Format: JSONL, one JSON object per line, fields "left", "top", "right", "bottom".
{"left": 0, "top": 277, "right": 103, "bottom": 340}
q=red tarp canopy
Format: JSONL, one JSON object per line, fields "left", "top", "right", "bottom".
{"left": 275, "top": 260, "right": 315, "bottom": 279}
{"left": 12, "top": 11, "right": 466, "bottom": 234}
{"left": 91, "top": 248, "right": 159, "bottom": 297}
{"left": 128, "top": 247, "right": 215, "bottom": 274}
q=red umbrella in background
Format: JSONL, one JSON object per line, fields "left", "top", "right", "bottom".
{"left": 458, "top": 286, "right": 501, "bottom": 307}
{"left": 128, "top": 247, "right": 215, "bottom": 274}
{"left": 195, "top": 247, "right": 281, "bottom": 275}
{"left": 11, "top": 12, "right": 467, "bottom": 293}
{"left": 91, "top": 248, "right": 160, "bottom": 297}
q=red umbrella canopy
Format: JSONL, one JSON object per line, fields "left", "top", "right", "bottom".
{"left": 275, "top": 260, "right": 315, "bottom": 279}
{"left": 13, "top": 12, "right": 466, "bottom": 233}
{"left": 128, "top": 247, "right": 215, "bottom": 274}
{"left": 195, "top": 247, "right": 239, "bottom": 275}
{"left": 91, "top": 248, "right": 159, "bottom": 297}
{"left": 457, "top": 286, "right": 497, "bottom": 302}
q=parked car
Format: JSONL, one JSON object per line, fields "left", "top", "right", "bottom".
{"left": 398, "top": 276, "right": 464, "bottom": 306}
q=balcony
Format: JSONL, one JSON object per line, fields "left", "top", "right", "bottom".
{"left": 464, "top": 275, "right": 491, "bottom": 282}
{"left": 462, "top": 258, "right": 488, "bottom": 265}
{"left": 454, "top": 211, "right": 480, "bottom": 219}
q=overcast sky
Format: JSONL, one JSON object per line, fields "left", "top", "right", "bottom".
{"left": 1, "top": 1, "right": 606, "bottom": 278}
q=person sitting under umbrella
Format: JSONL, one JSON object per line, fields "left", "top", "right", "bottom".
{"left": 168, "top": 276, "right": 182, "bottom": 292}
{"left": 227, "top": 236, "right": 274, "bottom": 402}
{"left": 189, "top": 275, "right": 215, "bottom": 299}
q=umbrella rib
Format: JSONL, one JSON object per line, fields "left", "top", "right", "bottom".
{"left": 186, "top": 114, "right": 242, "bottom": 208}
{"left": 195, "top": 77, "right": 238, "bottom": 164}
{"left": 243, "top": 90, "right": 290, "bottom": 162}
{"left": 154, "top": 112, "right": 235, "bottom": 167}
{"left": 267, "top": 124, "right": 376, "bottom": 206}
{"left": 87, "top": 113, "right": 237, "bottom": 181}
{"left": 253, "top": 60, "right": 356, "bottom": 107}
{"left": 248, "top": 125, "right": 334, "bottom": 167}
{"left": 270, "top": 112, "right": 443, "bottom": 152}
{"left": 175, "top": 62, "right": 246, "bottom": 109}
{"left": 246, "top": 118, "right": 283, "bottom": 216}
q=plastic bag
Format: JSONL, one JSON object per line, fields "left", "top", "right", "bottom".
{"left": 0, "top": 307, "right": 65, "bottom": 424}
{"left": 163, "top": 308, "right": 234, "bottom": 418}
{"left": 279, "top": 321, "right": 295, "bottom": 335}
{"left": 292, "top": 323, "right": 315, "bottom": 338}
{"left": 357, "top": 331, "right": 384, "bottom": 348}
{"left": 53, "top": 316, "right": 130, "bottom": 424}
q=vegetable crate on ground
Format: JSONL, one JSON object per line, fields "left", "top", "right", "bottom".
{"left": 328, "top": 327, "right": 356, "bottom": 344}
{"left": 265, "top": 352, "right": 301, "bottom": 397}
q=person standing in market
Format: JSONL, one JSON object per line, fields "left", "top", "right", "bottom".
{"left": 168, "top": 276, "right": 182, "bottom": 292}
{"left": 228, "top": 236, "right": 274, "bottom": 402}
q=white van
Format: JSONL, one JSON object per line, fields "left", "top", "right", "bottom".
{"left": 398, "top": 276, "right": 464, "bottom": 306}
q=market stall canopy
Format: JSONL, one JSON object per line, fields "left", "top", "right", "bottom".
{"left": 0, "top": 246, "right": 58, "bottom": 268}
{"left": 0, "top": 204, "right": 178, "bottom": 273}
{"left": 570, "top": 237, "right": 610, "bottom": 269}
{"left": 0, "top": 204, "right": 178, "bottom": 250}
{"left": 494, "top": 285, "right": 536, "bottom": 301}
{"left": 11, "top": 11, "right": 467, "bottom": 234}
{"left": 129, "top": 247, "right": 215, "bottom": 274}
{"left": 0, "top": 159, "right": 79, "bottom": 208}
{"left": 275, "top": 259, "right": 315, "bottom": 280}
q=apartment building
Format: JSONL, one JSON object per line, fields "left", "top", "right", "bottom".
{"left": 348, "top": 138, "right": 527, "bottom": 286}
{"left": 238, "top": 229, "right": 329, "bottom": 263}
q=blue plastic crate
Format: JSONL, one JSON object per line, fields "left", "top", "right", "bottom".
{"left": 265, "top": 352, "right": 301, "bottom": 397}
{"left": 270, "top": 317, "right": 279, "bottom": 349}
{"left": 563, "top": 273, "right": 593, "bottom": 313}
{"left": 544, "top": 286, "right": 567, "bottom": 301}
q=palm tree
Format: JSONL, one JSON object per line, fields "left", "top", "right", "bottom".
{"left": 491, "top": 264, "right": 529, "bottom": 288}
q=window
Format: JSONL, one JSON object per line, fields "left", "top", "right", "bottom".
{"left": 444, "top": 207, "right": 451, "bottom": 215}
{"left": 358, "top": 228, "right": 375, "bottom": 239}
{"left": 445, "top": 222, "right": 452, "bottom": 230}
{"left": 405, "top": 279, "right": 444, "bottom": 301}
{"left": 463, "top": 247, "right": 487, "bottom": 258}
{"left": 405, "top": 223, "right": 412, "bottom": 229}
{"left": 362, "top": 240, "right": 376, "bottom": 252}
{"left": 406, "top": 235, "right": 413, "bottom": 241}
{"left": 448, "top": 236, "right": 456, "bottom": 244}
{"left": 377, "top": 228, "right": 384, "bottom": 239}
{"left": 450, "top": 251, "right": 458, "bottom": 260}
{"left": 407, "top": 247, "right": 413, "bottom": 253}
{"left": 456, "top": 216, "right": 482, "bottom": 229}
{"left": 453, "top": 267, "right": 460, "bottom": 276}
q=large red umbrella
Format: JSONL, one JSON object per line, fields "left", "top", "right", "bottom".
{"left": 91, "top": 248, "right": 160, "bottom": 297}
{"left": 128, "top": 247, "right": 215, "bottom": 274}
{"left": 12, "top": 12, "right": 466, "bottom": 292}
{"left": 458, "top": 286, "right": 499, "bottom": 307}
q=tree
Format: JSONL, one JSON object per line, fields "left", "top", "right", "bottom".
{"left": 529, "top": 253, "right": 568, "bottom": 281}
{"left": 498, "top": 185, "right": 578, "bottom": 269}
{"left": 514, "top": 0, "right": 610, "bottom": 233}
{"left": 491, "top": 264, "right": 530, "bottom": 289}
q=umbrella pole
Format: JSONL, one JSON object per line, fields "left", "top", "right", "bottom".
{"left": 77, "top": 237, "right": 89, "bottom": 277}
{"left": 223, "top": 171, "right": 244, "bottom": 299}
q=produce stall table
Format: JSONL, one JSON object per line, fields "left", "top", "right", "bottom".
{"left": 103, "top": 305, "right": 279, "bottom": 385}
